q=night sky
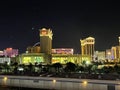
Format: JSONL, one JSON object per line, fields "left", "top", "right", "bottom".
{"left": 0, "top": 0, "right": 120, "bottom": 54}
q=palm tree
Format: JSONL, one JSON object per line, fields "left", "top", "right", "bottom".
{"left": 85, "top": 64, "right": 93, "bottom": 74}
{"left": 64, "top": 62, "right": 76, "bottom": 73}
{"left": 38, "top": 63, "right": 42, "bottom": 73}
{"left": 12, "top": 62, "right": 18, "bottom": 74}
{"left": 52, "top": 63, "right": 62, "bottom": 73}
{"left": 28, "top": 62, "right": 34, "bottom": 75}
{"left": 114, "top": 64, "right": 120, "bottom": 74}
{"left": 102, "top": 66, "right": 110, "bottom": 74}
{"left": 3, "top": 61, "right": 10, "bottom": 74}
{"left": 76, "top": 65, "right": 84, "bottom": 73}
{"left": 91, "top": 65, "right": 98, "bottom": 74}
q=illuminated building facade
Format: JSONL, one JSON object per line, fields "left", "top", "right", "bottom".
{"left": 27, "top": 46, "right": 40, "bottom": 53}
{"left": 40, "top": 28, "right": 53, "bottom": 54}
{"left": 39, "top": 28, "right": 53, "bottom": 64}
{"left": 119, "top": 36, "right": 120, "bottom": 61}
{"left": 0, "top": 48, "right": 18, "bottom": 64}
{"left": 111, "top": 46, "right": 119, "bottom": 60}
{"left": 111, "top": 47, "right": 116, "bottom": 60}
{"left": 94, "top": 51, "right": 106, "bottom": 62}
{"left": 0, "top": 51, "right": 4, "bottom": 56}
{"left": 20, "top": 53, "right": 45, "bottom": 65}
{"left": 20, "top": 53, "right": 91, "bottom": 65}
{"left": 52, "top": 48, "right": 74, "bottom": 55}
{"left": 80, "top": 37, "right": 95, "bottom": 60}
{"left": 19, "top": 28, "right": 91, "bottom": 65}
{"left": 0, "top": 57, "right": 10, "bottom": 64}
{"left": 52, "top": 54, "right": 91, "bottom": 64}
{"left": 119, "top": 36, "right": 120, "bottom": 46}
{"left": 106, "top": 49, "right": 112, "bottom": 61}
{"left": 52, "top": 48, "right": 90, "bottom": 64}
{"left": 4, "top": 48, "right": 18, "bottom": 57}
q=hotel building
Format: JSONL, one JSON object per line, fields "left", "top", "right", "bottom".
{"left": 80, "top": 37, "right": 95, "bottom": 60}
{"left": 20, "top": 28, "right": 91, "bottom": 65}
{"left": 40, "top": 28, "right": 53, "bottom": 54}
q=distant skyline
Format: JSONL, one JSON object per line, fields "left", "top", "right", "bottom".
{"left": 0, "top": 0, "right": 120, "bottom": 53}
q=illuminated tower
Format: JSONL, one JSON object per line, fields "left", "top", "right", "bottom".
{"left": 80, "top": 37, "right": 95, "bottom": 58}
{"left": 39, "top": 28, "right": 53, "bottom": 54}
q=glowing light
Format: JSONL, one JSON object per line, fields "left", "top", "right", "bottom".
{"left": 86, "top": 61, "right": 90, "bottom": 65}
{"left": 53, "top": 79, "right": 56, "bottom": 83}
{"left": 3, "top": 76, "right": 8, "bottom": 81}
{"left": 107, "top": 52, "right": 111, "bottom": 55}
{"left": 40, "top": 28, "right": 53, "bottom": 39}
{"left": 83, "top": 81, "right": 87, "bottom": 85}
{"left": 32, "top": 27, "right": 34, "bottom": 30}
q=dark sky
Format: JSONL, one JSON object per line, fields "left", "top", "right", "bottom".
{"left": 0, "top": 0, "right": 120, "bottom": 54}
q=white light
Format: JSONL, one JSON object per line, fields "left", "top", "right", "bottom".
{"left": 86, "top": 61, "right": 90, "bottom": 65}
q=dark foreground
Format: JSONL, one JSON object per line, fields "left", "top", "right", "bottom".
{"left": 0, "top": 86, "right": 53, "bottom": 90}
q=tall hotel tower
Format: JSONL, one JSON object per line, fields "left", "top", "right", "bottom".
{"left": 39, "top": 28, "right": 53, "bottom": 54}
{"left": 39, "top": 28, "right": 53, "bottom": 64}
{"left": 80, "top": 37, "right": 95, "bottom": 59}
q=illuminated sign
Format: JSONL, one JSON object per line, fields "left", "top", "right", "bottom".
{"left": 52, "top": 48, "right": 74, "bottom": 54}
{"left": 41, "top": 30, "right": 47, "bottom": 35}
{"left": 40, "top": 28, "right": 48, "bottom": 36}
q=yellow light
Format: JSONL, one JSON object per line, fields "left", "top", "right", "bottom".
{"left": 107, "top": 52, "right": 111, "bottom": 55}
{"left": 53, "top": 79, "right": 56, "bottom": 83}
{"left": 3, "top": 77, "right": 8, "bottom": 81}
{"left": 83, "top": 81, "right": 87, "bottom": 85}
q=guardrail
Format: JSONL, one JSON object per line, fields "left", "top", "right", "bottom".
{"left": 0, "top": 75, "right": 120, "bottom": 90}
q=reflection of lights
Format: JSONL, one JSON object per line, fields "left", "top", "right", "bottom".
{"left": 3, "top": 77, "right": 8, "bottom": 81}
{"left": 83, "top": 81, "right": 87, "bottom": 85}
{"left": 53, "top": 79, "right": 56, "bottom": 83}
{"left": 3, "top": 76, "right": 8, "bottom": 85}
{"left": 2, "top": 76, "right": 8, "bottom": 86}
{"left": 82, "top": 80, "right": 88, "bottom": 89}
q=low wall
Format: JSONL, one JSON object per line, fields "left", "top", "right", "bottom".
{"left": 0, "top": 75, "right": 120, "bottom": 90}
